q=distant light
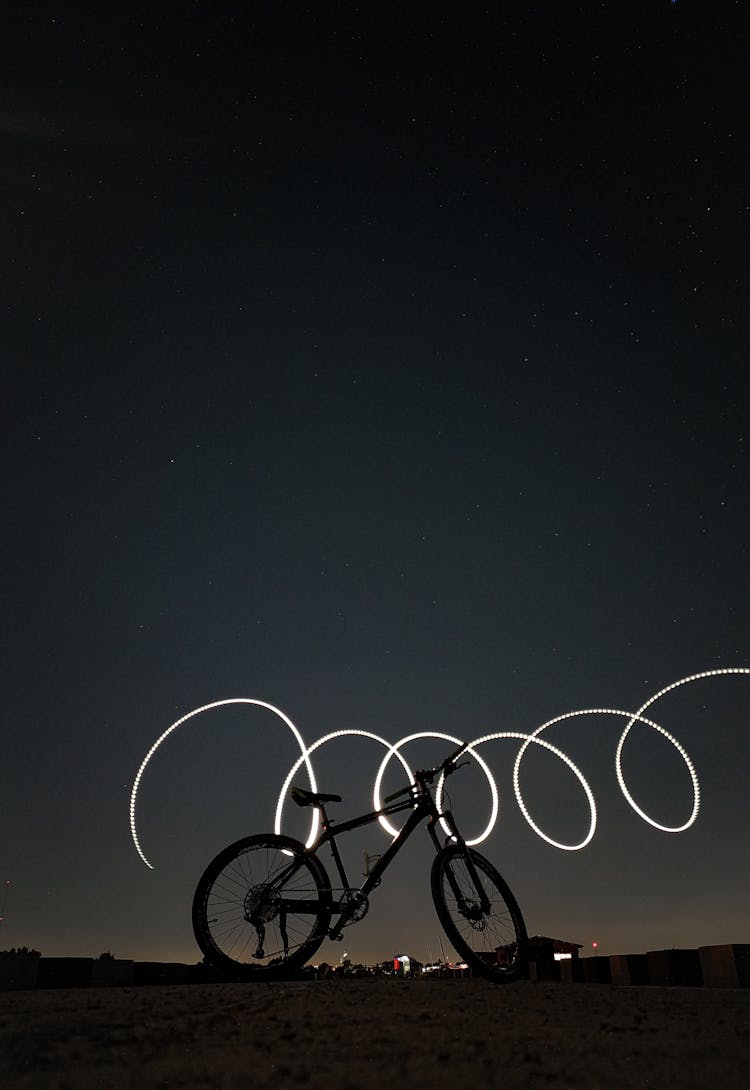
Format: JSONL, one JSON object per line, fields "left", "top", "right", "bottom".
{"left": 592, "top": 942, "right": 598, "bottom": 950}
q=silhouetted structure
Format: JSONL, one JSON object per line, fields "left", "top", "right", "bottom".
{"left": 495, "top": 934, "right": 582, "bottom": 980}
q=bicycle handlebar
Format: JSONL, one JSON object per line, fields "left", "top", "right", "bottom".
{"left": 382, "top": 743, "right": 471, "bottom": 802}
{"left": 382, "top": 782, "right": 416, "bottom": 803}
{"left": 442, "top": 740, "right": 470, "bottom": 770}
{"left": 421, "top": 741, "right": 470, "bottom": 782}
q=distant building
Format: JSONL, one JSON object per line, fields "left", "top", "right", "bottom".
{"left": 393, "top": 953, "right": 423, "bottom": 976}
{"left": 495, "top": 935, "right": 582, "bottom": 978}
{"left": 529, "top": 935, "right": 582, "bottom": 961}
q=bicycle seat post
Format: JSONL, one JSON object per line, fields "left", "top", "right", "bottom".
{"left": 317, "top": 803, "right": 331, "bottom": 834}
{"left": 318, "top": 806, "right": 350, "bottom": 909}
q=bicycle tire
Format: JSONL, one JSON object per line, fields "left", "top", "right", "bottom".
{"left": 431, "top": 844, "right": 528, "bottom": 982}
{"left": 192, "top": 833, "right": 332, "bottom": 979}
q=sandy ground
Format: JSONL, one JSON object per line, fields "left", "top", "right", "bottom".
{"left": 1, "top": 978, "right": 748, "bottom": 1090}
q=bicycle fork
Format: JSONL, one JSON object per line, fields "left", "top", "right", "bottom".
{"left": 430, "top": 810, "right": 491, "bottom": 917}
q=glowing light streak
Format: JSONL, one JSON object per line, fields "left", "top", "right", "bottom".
{"left": 466, "top": 730, "right": 598, "bottom": 850}
{"left": 273, "top": 729, "right": 416, "bottom": 847}
{"left": 372, "top": 732, "right": 499, "bottom": 845}
{"left": 616, "top": 667, "right": 750, "bottom": 831}
{"left": 510, "top": 707, "right": 699, "bottom": 839}
{"left": 129, "top": 698, "right": 317, "bottom": 869}
{"left": 130, "top": 668, "right": 750, "bottom": 867}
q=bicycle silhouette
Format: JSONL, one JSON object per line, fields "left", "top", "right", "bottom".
{"left": 192, "top": 743, "right": 528, "bottom": 981}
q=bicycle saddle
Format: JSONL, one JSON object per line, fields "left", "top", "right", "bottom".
{"left": 290, "top": 786, "right": 342, "bottom": 808}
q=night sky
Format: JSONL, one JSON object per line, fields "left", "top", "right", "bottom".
{"left": 3, "top": 3, "right": 749, "bottom": 966}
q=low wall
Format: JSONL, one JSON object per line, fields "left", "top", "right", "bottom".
{"left": 699, "top": 944, "right": 750, "bottom": 988}
{"left": 646, "top": 949, "right": 703, "bottom": 987}
{"left": 610, "top": 954, "right": 649, "bottom": 986}
{"left": 37, "top": 958, "right": 96, "bottom": 989}
{"left": 132, "top": 962, "right": 189, "bottom": 986}
{"left": 91, "top": 959, "right": 134, "bottom": 987}
{"left": 2, "top": 947, "right": 750, "bottom": 991}
{"left": 563, "top": 946, "right": 748, "bottom": 988}
{"left": 0, "top": 955, "right": 39, "bottom": 991}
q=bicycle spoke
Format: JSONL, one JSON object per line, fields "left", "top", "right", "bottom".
{"left": 193, "top": 835, "right": 331, "bottom": 975}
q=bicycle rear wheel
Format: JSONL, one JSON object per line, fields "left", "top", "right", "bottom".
{"left": 431, "top": 844, "right": 528, "bottom": 982}
{"left": 192, "top": 833, "right": 332, "bottom": 978}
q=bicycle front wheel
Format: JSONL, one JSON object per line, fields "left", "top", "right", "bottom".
{"left": 192, "top": 833, "right": 332, "bottom": 978}
{"left": 431, "top": 845, "right": 528, "bottom": 982}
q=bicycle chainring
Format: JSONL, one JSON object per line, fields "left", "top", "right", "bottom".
{"left": 339, "top": 888, "right": 369, "bottom": 924}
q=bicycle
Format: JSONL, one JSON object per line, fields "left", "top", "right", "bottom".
{"left": 192, "top": 743, "right": 528, "bottom": 982}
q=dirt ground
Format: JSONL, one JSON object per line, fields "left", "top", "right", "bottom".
{"left": 1, "top": 978, "right": 748, "bottom": 1090}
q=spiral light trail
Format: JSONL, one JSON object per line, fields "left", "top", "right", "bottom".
{"left": 371, "top": 732, "right": 498, "bottom": 845}
{"left": 129, "top": 668, "right": 750, "bottom": 868}
{"left": 273, "top": 729, "right": 417, "bottom": 847}
{"left": 128, "top": 698, "right": 318, "bottom": 869}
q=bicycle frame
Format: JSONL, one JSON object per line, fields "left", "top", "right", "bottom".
{"left": 299, "top": 775, "right": 484, "bottom": 940}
